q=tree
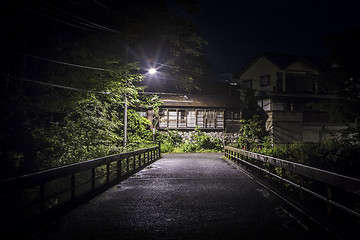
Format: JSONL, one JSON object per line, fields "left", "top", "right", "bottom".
{"left": 318, "top": 28, "right": 360, "bottom": 142}
{"left": 0, "top": 0, "right": 206, "bottom": 178}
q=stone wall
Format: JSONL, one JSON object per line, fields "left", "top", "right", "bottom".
{"left": 176, "top": 131, "right": 240, "bottom": 144}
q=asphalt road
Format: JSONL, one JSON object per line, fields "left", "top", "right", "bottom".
{"left": 28, "top": 153, "right": 329, "bottom": 240}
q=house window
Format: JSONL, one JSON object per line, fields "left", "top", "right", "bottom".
{"left": 260, "top": 75, "right": 270, "bottom": 87}
{"left": 159, "top": 109, "right": 168, "bottom": 128}
{"left": 158, "top": 108, "right": 225, "bottom": 130}
{"left": 196, "top": 110, "right": 205, "bottom": 128}
{"left": 187, "top": 110, "right": 196, "bottom": 128}
{"left": 168, "top": 110, "right": 177, "bottom": 128}
{"left": 137, "top": 111, "right": 147, "bottom": 118}
{"left": 216, "top": 111, "right": 224, "bottom": 129}
{"left": 242, "top": 80, "right": 252, "bottom": 90}
{"left": 205, "top": 110, "right": 215, "bottom": 128}
{"left": 178, "top": 110, "right": 186, "bottom": 128}
{"left": 227, "top": 111, "right": 241, "bottom": 121}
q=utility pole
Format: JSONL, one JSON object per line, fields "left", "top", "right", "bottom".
{"left": 124, "top": 94, "right": 127, "bottom": 148}
{"left": 124, "top": 36, "right": 129, "bottom": 149}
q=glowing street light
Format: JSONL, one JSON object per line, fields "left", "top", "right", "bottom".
{"left": 148, "top": 68, "right": 157, "bottom": 74}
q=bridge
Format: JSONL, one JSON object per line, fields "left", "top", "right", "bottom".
{"left": 1, "top": 146, "right": 360, "bottom": 239}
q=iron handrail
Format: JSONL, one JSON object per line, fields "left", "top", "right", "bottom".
{"left": 224, "top": 146, "right": 360, "bottom": 218}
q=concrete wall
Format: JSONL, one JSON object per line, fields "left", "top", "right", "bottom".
{"left": 266, "top": 111, "right": 303, "bottom": 143}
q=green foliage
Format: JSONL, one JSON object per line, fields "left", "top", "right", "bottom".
{"left": 0, "top": 60, "right": 156, "bottom": 177}
{"left": 127, "top": 110, "right": 152, "bottom": 143}
{"left": 191, "top": 128, "right": 223, "bottom": 151}
{"left": 160, "top": 140, "right": 175, "bottom": 153}
{"left": 237, "top": 115, "right": 271, "bottom": 150}
{"left": 156, "top": 128, "right": 223, "bottom": 153}
{"left": 1, "top": 0, "right": 207, "bottom": 179}
{"left": 252, "top": 140, "right": 360, "bottom": 178}
{"left": 156, "top": 130, "right": 182, "bottom": 153}
{"left": 176, "top": 141, "right": 200, "bottom": 153}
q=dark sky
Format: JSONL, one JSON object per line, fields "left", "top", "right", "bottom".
{"left": 193, "top": 0, "right": 360, "bottom": 73}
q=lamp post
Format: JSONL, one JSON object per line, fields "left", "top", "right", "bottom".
{"left": 123, "top": 67, "right": 157, "bottom": 149}
{"left": 148, "top": 67, "right": 157, "bottom": 142}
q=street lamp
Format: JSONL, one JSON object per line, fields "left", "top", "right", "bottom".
{"left": 124, "top": 67, "right": 158, "bottom": 149}
{"left": 148, "top": 68, "right": 157, "bottom": 74}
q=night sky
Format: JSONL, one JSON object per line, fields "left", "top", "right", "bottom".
{"left": 194, "top": 0, "right": 360, "bottom": 73}
{"left": 2, "top": 0, "right": 360, "bottom": 76}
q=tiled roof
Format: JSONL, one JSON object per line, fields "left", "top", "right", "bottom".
{"left": 235, "top": 52, "right": 324, "bottom": 78}
{"left": 155, "top": 93, "right": 243, "bottom": 108}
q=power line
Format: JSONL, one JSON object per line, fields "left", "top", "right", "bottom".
{"left": 3, "top": 48, "right": 230, "bottom": 82}
{"left": 2, "top": 48, "right": 110, "bottom": 71}
{"left": 15, "top": 2, "right": 209, "bottom": 77}
{"left": 29, "top": 53, "right": 110, "bottom": 71}
{"left": 91, "top": 0, "right": 121, "bottom": 16}
{"left": 5, "top": 74, "right": 112, "bottom": 95}
{"left": 34, "top": 10, "right": 99, "bottom": 32}
{"left": 37, "top": 0, "right": 124, "bottom": 34}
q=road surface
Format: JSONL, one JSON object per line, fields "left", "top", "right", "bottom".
{"left": 28, "top": 153, "right": 329, "bottom": 240}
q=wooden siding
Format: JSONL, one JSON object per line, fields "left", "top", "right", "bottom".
{"left": 159, "top": 108, "right": 225, "bottom": 130}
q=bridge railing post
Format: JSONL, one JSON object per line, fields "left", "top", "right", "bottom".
{"left": 326, "top": 185, "right": 332, "bottom": 217}
{"left": 158, "top": 141, "right": 161, "bottom": 157}
{"left": 106, "top": 163, "right": 110, "bottom": 184}
{"left": 91, "top": 168, "right": 96, "bottom": 191}
{"left": 40, "top": 183, "right": 45, "bottom": 215}
{"left": 117, "top": 157, "right": 122, "bottom": 178}
{"left": 71, "top": 173, "right": 75, "bottom": 201}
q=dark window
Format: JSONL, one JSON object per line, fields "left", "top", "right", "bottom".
{"left": 276, "top": 72, "right": 283, "bottom": 92}
{"left": 227, "top": 111, "right": 241, "bottom": 120}
{"left": 242, "top": 80, "right": 252, "bottom": 89}
{"left": 260, "top": 75, "right": 270, "bottom": 87}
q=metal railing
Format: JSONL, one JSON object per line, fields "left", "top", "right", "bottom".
{"left": 224, "top": 146, "right": 360, "bottom": 219}
{"left": 0, "top": 144, "right": 161, "bottom": 235}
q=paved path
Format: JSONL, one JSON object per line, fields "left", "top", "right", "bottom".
{"left": 28, "top": 153, "right": 327, "bottom": 240}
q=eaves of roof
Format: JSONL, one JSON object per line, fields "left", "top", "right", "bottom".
{"left": 234, "top": 52, "right": 324, "bottom": 78}
{"left": 158, "top": 93, "right": 243, "bottom": 109}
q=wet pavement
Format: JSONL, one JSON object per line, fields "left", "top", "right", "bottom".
{"left": 28, "top": 153, "right": 328, "bottom": 240}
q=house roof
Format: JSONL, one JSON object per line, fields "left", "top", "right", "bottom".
{"left": 234, "top": 52, "right": 324, "bottom": 78}
{"left": 153, "top": 93, "right": 243, "bottom": 109}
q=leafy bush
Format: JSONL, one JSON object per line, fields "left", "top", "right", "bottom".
{"left": 237, "top": 115, "right": 271, "bottom": 151}
{"left": 254, "top": 141, "right": 360, "bottom": 178}
{"left": 156, "top": 128, "right": 224, "bottom": 153}
{"left": 235, "top": 114, "right": 360, "bottom": 178}
{"left": 160, "top": 140, "right": 175, "bottom": 153}
{"left": 176, "top": 141, "right": 199, "bottom": 153}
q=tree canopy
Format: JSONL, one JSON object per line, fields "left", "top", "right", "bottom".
{"left": 317, "top": 28, "right": 360, "bottom": 142}
{"left": 0, "top": 0, "right": 207, "bottom": 178}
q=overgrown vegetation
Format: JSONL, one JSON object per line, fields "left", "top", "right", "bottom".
{"left": 231, "top": 115, "right": 360, "bottom": 178}
{"left": 1, "top": 1, "right": 207, "bottom": 179}
{"left": 156, "top": 128, "right": 223, "bottom": 154}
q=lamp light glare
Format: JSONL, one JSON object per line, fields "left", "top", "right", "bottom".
{"left": 149, "top": 68, "right": 157, "bottom": 74}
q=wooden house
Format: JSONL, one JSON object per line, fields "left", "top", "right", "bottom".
{"left": 139, "top": 93, "right": 243, "bottom": 133}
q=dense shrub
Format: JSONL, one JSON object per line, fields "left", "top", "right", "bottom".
{"left": 234, "top": 114, "right": 360, "bottom": 178}
{"left": 156, "top": 128, "right": 224, "bottom": 153}
{"left": 253, "top": 141, "right": 360, "bottom": 178}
